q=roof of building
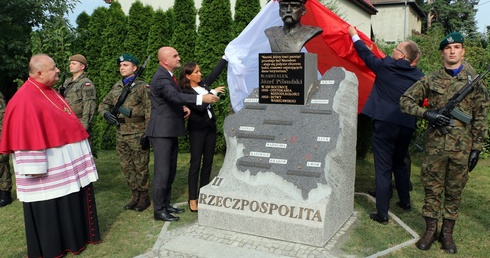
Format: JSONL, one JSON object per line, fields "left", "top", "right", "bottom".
{"left": 351, "top": 0, "right": 378, "bottom": 15}
{"left": 369, "top": 0, "right": 425, "bottom": 17}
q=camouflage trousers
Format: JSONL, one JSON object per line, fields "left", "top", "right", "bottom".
{"left": 421, "top": 147, "right": 470, "bottom": 221}
{"left": 116, "top": 133, "right": 150, "bottom": 192}
{"left": 0, "top": 154, "right": 11, "bottom": 191}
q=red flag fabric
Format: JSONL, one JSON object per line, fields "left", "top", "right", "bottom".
{"left": 225, "top": 0, "right": 385, "bottom": 113}
{"left": 302, "top": 0, "right": 386, "bottom": 113}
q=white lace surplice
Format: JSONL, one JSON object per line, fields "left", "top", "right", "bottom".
{"left": 12, "top": 139, "right": 98, "bottom": 202}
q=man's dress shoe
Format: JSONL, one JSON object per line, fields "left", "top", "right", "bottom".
{"left": 369, "top": 212, "right": 388, "bottom": 224}
{"left": 167, "top": 206, "right": 184, "bottom": 214}
{"left": 154, "top": 211, "right": 179, "bottom": 221}
{"left": 396, "top": 202, "right": 412, "bottom": 211}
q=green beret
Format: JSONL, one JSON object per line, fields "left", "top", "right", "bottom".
{"left": 117, "top": 54, "right": 139, "bottom": 66}
{"left": 439, "top": 32, "right": 464, "bottom": 50}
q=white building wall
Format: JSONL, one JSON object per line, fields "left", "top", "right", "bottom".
{"left": 337, "top": 1, "right": 373, "bottom": 39}
{"left": 408, "top": 7, "right": 422, "bottom": 35}
{"left": 371, "top": 5, "right": 421, "bottom": 43}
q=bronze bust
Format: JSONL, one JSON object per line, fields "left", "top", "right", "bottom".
{"left": 264, "top": 0, "right": 323, "bottom": 52}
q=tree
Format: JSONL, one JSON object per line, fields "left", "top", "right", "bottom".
{"left": 30, "top": 0, "right": 80, "bottom": 78}
{"left": 93, "top": 2, "right": 128, "bottom": 150}
{"left": 0, "top": 0, "right": 79, "bottom": 99}
{"left": 84, "top": 7, "right": 109, "bottom": 86}
{"left": 42, "top": 0, "right": 79, "bottom": 21}
{"left": 233, "top": 0, "right": 261, "bottom": 37}
{"left": 98, "top": 2, "right": 127, "bottom": 100}
{"left": 124, "top": 1, "right": 154, "bottom": 62}
{"left": 195, "top": 0, "right": 232, "bottom": 76}
{"left": 145, "top": 8, "right": 175, "bottom": 83}
{"left": 31, "top": 16, "right": 75, "bottom": 90}
{"left": 171, "top": 0, "right": 197, "bottom": 65}
{"left": 195, "top": 0, "right": 233, "bottom": 153}
{"left": 422, "top": 0, "right": 478, "bottom": 35}
{"left": 411, "top": 27, "right": 446, "bottom": 74}
{"left": 171, "top": 0, "right": 197, "bottom": 151}
{"left": 72, "top": 11, "right": 91, "bottom": 54}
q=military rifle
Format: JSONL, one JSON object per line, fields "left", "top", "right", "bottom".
{"left": 412, "top": 65, "right": 490, "bottom": 151}
{"left": 102, "top": 55, "right": 151, "bottom": 141}
{"left": 58, "top": 70, "right": 67, "bottom": 97}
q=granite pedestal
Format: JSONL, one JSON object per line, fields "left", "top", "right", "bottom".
{"left": 199, "top": 67, "right": 358, "bottom": 247}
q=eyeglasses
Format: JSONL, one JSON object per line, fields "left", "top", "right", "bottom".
{"left": 394, "top": 48, "right": 405, "bottom": 55}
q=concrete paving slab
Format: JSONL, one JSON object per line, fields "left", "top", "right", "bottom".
{"left": 135, "top": 193, "right": 419, "bottom": 258}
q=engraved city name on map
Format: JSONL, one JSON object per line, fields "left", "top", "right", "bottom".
{"left": 200, "top": 67, "right": 357, "bottom": 247}
{"left": 224, "top": 69, "right": 346, "bottom": 200}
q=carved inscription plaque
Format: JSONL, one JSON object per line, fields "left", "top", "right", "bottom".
{"left": 259, "top": 53, "right": 305, "bottom": 105}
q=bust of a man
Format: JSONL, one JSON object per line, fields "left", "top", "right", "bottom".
{"left": 264, "top": 0, "right": 323, "bottom": 52}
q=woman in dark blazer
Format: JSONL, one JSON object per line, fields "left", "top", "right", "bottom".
{"left": 179, "top": 57, "right": 227, "bottom": 212}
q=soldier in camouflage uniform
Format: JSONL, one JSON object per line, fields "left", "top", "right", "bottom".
{"left": 63, "top": 54, "right": 96, "bottom": 130}
{"left": 400, "top": 32, "right": 489, "bottom": 254}
{"left": 99, "top": 54, "right": 152, "bottom": 212}
{"left": 0, "top": 91, "right": 12, "bottom": 207}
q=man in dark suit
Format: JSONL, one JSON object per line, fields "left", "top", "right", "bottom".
{"left": 146, "top": 46, "right": 219, "bottom": 221}
{"left": 348, "top": 26, "right": 424, "bottom": 224}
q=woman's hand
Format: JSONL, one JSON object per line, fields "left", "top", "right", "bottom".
{"left": 215, "top": 86, "right": 226, "bottom": 94}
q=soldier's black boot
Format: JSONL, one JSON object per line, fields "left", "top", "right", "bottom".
{"left": 0, "top": 190, "right": 12, "bottom": 207}
{"left": 134, "top": 191, "right": 151, "bottom": 212}
{"left": 439, "top": 219, "right": 457, "bottom": 254}
{"left": 124, "top": 190, "right": 139, "bottom": 210}
{"left": 416, "top": 217, "right": 438, "bottom": 250}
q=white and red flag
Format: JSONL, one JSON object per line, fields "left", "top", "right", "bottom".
{"left": 225, "top": 0, "right": 385, "bottom": 113}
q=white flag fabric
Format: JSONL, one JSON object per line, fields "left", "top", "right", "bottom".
{"left": 225, "top": 1, "right": 281, "bottom": 112}
{"left": 225, "top": 0, "right": 383, "bottom": 113}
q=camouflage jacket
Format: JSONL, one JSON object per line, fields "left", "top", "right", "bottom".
{"left": 98, "top": 79, "right": 151, "bottom": 135}
{"left": 0, "top": 91, "right": 5, "bottom": 137}
{"left": 63, "top": 73, "right": 96, "bottom": 130}
{"left": 400, "top": 62, "right": 489, "bottom": 151}
{"left": 0, "top": 91, "right": 8, "bottom": 161}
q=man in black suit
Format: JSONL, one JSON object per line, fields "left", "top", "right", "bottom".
{"left": 348, "top": 26, "right": 424, "bottom": 224}
{"left": 146, "top": 46, "right": 219, "bottom": 221}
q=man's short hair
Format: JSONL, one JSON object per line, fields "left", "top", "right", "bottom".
{"left": 403, "top": 41, "right": 421, "bottom": 64}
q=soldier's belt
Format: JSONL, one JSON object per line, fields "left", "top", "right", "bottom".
{"left": 450, "top": 119, "right": 465, "bottom": 127}
{"left": 117, "top": 116, "right": 145, "bottom": 123}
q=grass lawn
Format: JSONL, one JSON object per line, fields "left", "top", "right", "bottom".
{"left": 0, "top": 150, "right": 489, "bottom": 257}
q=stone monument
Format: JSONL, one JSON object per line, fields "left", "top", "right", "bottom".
{"left": 198, "top": 66, "right": 358, "bottom": 246}
{"left": 198, "top": 0, "right": 358, "bottom": 247}
{"left": 264, "top": 0, "right": 323, "bottom": 53}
